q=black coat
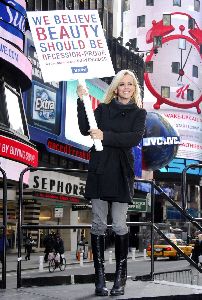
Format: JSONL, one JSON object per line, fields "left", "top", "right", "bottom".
{"left": 77, "top": 98, "right": 147, "bottom": 204}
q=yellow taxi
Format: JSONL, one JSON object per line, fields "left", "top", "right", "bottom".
{"left": 146, "top": 238, "right": 193, "bottom": 260}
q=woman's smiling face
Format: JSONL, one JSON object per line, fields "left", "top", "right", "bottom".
{"left": 115, "top": 74, "right": 135, "bottom": 104}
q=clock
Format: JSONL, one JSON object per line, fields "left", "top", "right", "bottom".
{"left": 144, "top": 31, "right": 202, "bottom": 114}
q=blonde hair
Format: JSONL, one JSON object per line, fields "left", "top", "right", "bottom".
{"left": 103, "top": 70, "right": 143, "bottom": 108}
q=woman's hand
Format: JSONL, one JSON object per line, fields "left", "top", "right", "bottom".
{"left": 88, "top": 129, "right": 103, "bottom": 140}
{"left": 77, "top": 84, "right": 89, "bottom": 100}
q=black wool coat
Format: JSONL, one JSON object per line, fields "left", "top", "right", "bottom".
{"left": 77, "top": 98, "right": 147, "bottom": 204}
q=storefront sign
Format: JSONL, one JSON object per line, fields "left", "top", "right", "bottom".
{"left": 29, "top": 170, "right": 86, "bottom": 197}
{"left": 33, "top": 191, "right": 80, "bottom": 203}
{"left": 27, "top": 10, "right": 115, "bottom": 82}
{"left": 0, "top": 135, "right": 38, "bottom": 167}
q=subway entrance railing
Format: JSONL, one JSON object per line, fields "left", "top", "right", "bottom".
{"left": 1, "top": 164, "right": 201, "bottom": 289}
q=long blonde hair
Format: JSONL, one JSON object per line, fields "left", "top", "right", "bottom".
{"left": 104, "top": 70, "right": 142, "bottom": 108}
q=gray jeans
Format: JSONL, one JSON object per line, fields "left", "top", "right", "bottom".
{"left": 91, "top": 199, "right": 128, "bottom": 236}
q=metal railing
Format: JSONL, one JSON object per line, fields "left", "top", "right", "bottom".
{"left": 14, "top": 163, "right": 202, "bottom": 288}
{"left": 0, "top": 167, "right": 7, "bottom": 289}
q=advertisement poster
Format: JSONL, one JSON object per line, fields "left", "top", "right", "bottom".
{"left": 26, "top": 41, "right": 61, "bottom": 135}
{"left": 143, "top": 88, "right": 202, "bottom": 162}
{"left": 27, "top": 10, "right": 115, "bottom": 82}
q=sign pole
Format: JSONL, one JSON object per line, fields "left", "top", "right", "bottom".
{"left": 78, "top": 79, "right": 103, "bottom": 151}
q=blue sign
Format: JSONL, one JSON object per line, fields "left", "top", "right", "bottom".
{"left": 0, "top": 2, "right": 26, "bottom": 33}
{"left": 3, "top": 0, "right": 26, "bottom": 16}
{"left": 160, "top": 158, "right": 202, "bottom": 175}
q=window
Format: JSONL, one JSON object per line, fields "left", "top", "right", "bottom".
{"left": 137, "top": 15, "right": 145, "bottom": 28}
{"left": 173, "top": 0, "right": 181, "bottom": 6}
{"left": 153, "top": 36, "right": 162, "bottom": 47}
{"left": 187, "top": 89, "right": 194, "bottom": 101}
{"left": 145, "top": 61, "right": 153, "bottom": 73}
{"left": 163, "top": 14, "right": 171, "bottom": 26}
{"left": 146, "top": 0, "right": 154, "bottom": 5}
{"left": 178, "top": 38, "right": 186, "bottom": 50}
{"left": 193, "top": 65, "right": 198, "bottom": 78}
{"left": 42, "top": 0, "right": 48, "bottom": 10}
{"left": 194, "top": 0, "right": 200, "bottom": 11}
{"left": 161, "top": 86, "right": 170, "bottom": 98}
{"left": 188, "top": 17, "right": 195, "bottom": 29}
{"left": 172, "top": 62, "right": 180, "bottom": 74}
{"left": 123, "top": 0, "right": 130, "bottom": 11}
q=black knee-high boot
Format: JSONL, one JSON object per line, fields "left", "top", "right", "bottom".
{"left": 91, "top": 234, "right": 108, "bottom": 296}
{"left": 110, "top": 233, "right": 128, "bottom": 296}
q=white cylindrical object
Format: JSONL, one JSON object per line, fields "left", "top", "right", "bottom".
{"left": 109, "top": 250, "right": 113, "bottom": 264}
{"left": 80, "top": 251, "right": 84, "bottom": 266}
{"left": 78, "top": 79, "right": 103, "bottom": 151}
{"left": 132, "top": 248, "right": 136, "bottom": 261}
{"left": 39, "top": 256, "right": 44, "bottom": 272}
{"left": 144, "top": 249, "right": 147, "bottom": 260}
{"left": 71, "top": 274, "right": 75, "bottom": 284}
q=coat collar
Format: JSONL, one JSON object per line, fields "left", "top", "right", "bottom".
{"left": 109, "top": 98, "right": 139, "bottom": 119}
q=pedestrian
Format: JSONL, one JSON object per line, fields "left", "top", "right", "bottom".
{"left": 53, "top": 234, "right": 64, "bottom": 264}
{"left": 43, "top": 232, "right": 54, "bottom": 263}
{"left": 77, "top": 69, "right": 147, "bottom": 296}
{"left": 25, "top": 234, "right": 35, "bottom": 261}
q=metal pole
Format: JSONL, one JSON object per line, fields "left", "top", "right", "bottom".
{"left": 17, "top": 168, "right": 29, "bottom": 288}
{"left": 150, "top": 180, "right": 155, "bottom": 281}
{"left": 2, "top": 168, "right": 7, "bottom": 289}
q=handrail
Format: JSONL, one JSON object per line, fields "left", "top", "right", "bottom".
{"left": 16, "top": 165, "right": 202, "bottom": 288}
{"left": 154, "top": 183, "right": 202, "bottom": 232}
{"left": 0, "top": 167, "right": 7, "bottom": 289}
{"left": 17, "top": 167, "right": 88, "bottom": 288}
{"left": 182, "top": 163, "right": 202, "bottom": 211}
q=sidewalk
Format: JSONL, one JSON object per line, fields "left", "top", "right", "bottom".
{"left": 1, "top": 250, "right": 202, "bottom": 299}
{"left": 2, "top": 248, "right": 144, "bottom": 273}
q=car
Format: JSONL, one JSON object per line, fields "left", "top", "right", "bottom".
{"left": 146, "top": 238, "right": 193, "bottom": 260}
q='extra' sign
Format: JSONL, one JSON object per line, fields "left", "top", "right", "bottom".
{"left": 143, "top": 136, "right": 181, "bottom": 146}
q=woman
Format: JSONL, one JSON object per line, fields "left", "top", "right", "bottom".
{"left": 77, "top": 70, "right": 147, "bottom": 296}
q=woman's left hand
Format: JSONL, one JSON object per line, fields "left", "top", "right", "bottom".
{"left": 88, "top": 129, "right": 103, "bottom": 140}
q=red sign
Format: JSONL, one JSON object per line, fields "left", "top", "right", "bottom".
{"left": 47, "top": 139, "right": 90, "bottom": 161}
{"left": 33, "top": 191, "right": 80, "bottom": 203}
{"left": 0, "top": 135, "right": 38, "bottom": 167}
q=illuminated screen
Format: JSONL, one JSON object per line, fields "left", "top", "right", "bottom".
{"left": 5, "top": 86, "right": 24, "bottom": 135}
{"left": 65, "top": 79, "right": 107, "bottom": 150}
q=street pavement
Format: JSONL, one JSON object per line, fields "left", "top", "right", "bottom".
{"left": 1, "top": 249, "right": 202, "bottom": 299}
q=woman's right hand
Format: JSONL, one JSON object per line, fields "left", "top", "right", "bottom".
{"left": 77, "top": 84, "right": 89, "bottom": 100}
